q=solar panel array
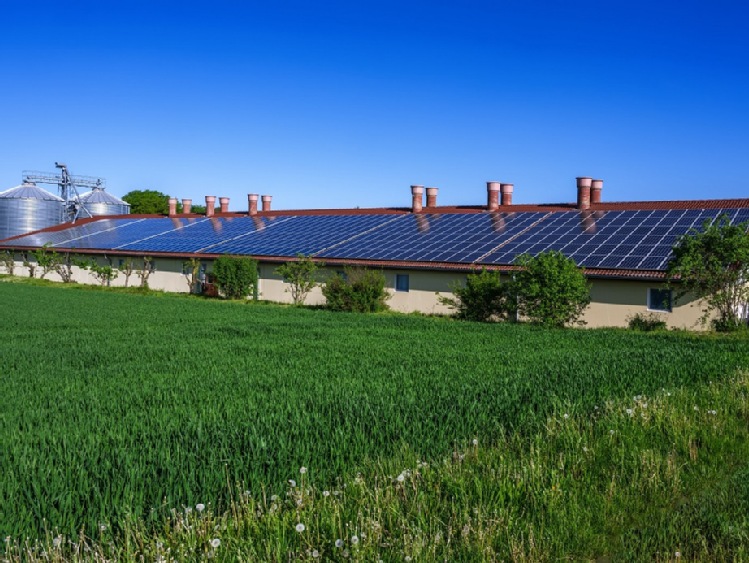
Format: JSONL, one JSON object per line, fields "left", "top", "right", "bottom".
{"left": 4, "top": 207, "right": 749, "bottom": 272}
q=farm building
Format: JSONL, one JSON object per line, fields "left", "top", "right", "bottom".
{"left": 1, "top": 178, "right": 748, "bottom": 329}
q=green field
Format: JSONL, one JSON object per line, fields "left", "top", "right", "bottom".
{"left": 1, "top": 280, "right": 749, "bottom": 560}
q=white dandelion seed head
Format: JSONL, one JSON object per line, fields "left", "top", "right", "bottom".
{"left": 351, "top": 535, "right": 359, "bottom": 545}
{"left": 210, "top": 538, "right": 221, "bottom": 548}
{"left": 300, "top": 466, "right": 307, "bottom": 474}
{"left": 323, "top": 490, "right": 330, "bottom": 497}
{"left": 342, "top": 549, "right": 350, "bottom": 558}
{"left": 196, "top": 503, "right": 205, "bottom": 513}
{"left": 99, "top": 524, "right": 106, "bottom": 531}
{"left": 312, "top": 549, "right": 319, "bottom": 558}
{"left": 675, "top": 551, "right": 681, "bottom": 558}
{"left": 184, "top": 506, "right": 192, "bottom": 514}
{"left": 295, "top": 523, "right": 306, "bottom": 533}
{"left": 397, "top": 473, "right": 405, "bottom": 483}
{"left": 53, "top": 536, "right": 62, "bottom": 548}
{"left": 270, "top": 494, "right": 279, "bottom": 501}
{"left": 626, "top": 408, "right": 634, "bottom": 416}
{"left": 472, "top": 437, "right": 479, "bottom": 445}
{"left": 288, "top": 479, "right": 297, "bottom": 488}
{"left": 694, "top": 406, "right": 699, "bottom": 411}
{"left": 609, "top": 429, "right": 615, "bottom": 435}
{"left": 335, "top": 539, "right": 344, "bottom": 548}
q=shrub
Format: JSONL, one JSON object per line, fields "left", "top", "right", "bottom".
{"left": 212, "top": 255, "right": 258, "bottom": 300}
{"left": 627, "top": 312, "right": 668, "bottom": 331}
{"left": 322, "top": 267, "right": 389, "bottom": 312}
{"left": 512, "top": 251, "right": 591, "bottom": 327}
{"left": 438, "top": 268, "right": 515, "bottom": 322}
{"left": 275, "top": 254, "right": 323, "bottom": 306}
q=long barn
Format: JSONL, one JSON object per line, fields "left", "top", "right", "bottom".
{"left": 2, "top": 178, "right": 748, "bottom": 328}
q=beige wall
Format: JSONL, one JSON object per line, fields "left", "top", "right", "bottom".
{"left": 2, "top": 255, "right": 708, "bottom": 329}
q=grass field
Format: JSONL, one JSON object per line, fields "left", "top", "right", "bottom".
{"left": 1, "top": 279, "right": 748, "bottom": 560}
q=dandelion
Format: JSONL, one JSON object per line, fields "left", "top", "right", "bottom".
{"left": 270, "top": 494, "right": 279, "bottom": 501}
{"left": 397, "top": 473, "right": 405, "bottom": 483}
{"left": 300, "top": 466, "right": 307, "bottom": 474}
{"left": 312, "top": 549, "right": 320, "bottom": 558}
{"left": 196, "top": 503, "right": 205, "bottom": 513}
{"left": 563, "top": 413, "right": 569, "bottom": 420}
{"left": 335, "top": 539, "right": 344, "bottom": 548}
{"left": 342, "top": 549, "right": 350, "bottom": 558}
{"left": 351, "top": 535, "right": 359, "bottom": 545}
{"left": 675, "top": 552, "right": 681, "bottom": 558}
{"left": 53, "top": 536, "right": 62, "bottom": 548}
{"left": 609, "top": 429, "right": 615, "bottom": 435}
{"left": 667, "top": 392, "right": 672, "bottom": 396}
{"left": 99, "top": 523, "right": 107, "bottom": 532}
{"left": 642, "top": 403, "right": 648, "bottom": 409}
{"left": 211, "top": 538, "right": 221, "bottom": 548}
{"left": 185, "top": 506, "right": 192, "bottom": 514}
{"left": 694, "top": 406, "right": 699, "bottom": 411}
{"left": 296, "top": 523, "right": 306, "bottom": 533}
{"left": 323, "top": 490, "right": 330, "bottom": 497}
{"left": 289, "top": 479, "right": 297, "bottom": 487}
{"left": 405, "top": 557, "right": 413, "bottom": 562}
{"left": 708, "top": 409, "right": 717, "bottom": 415}
{"left": 472, "top": 437, "right": 479, "bottom": 445}
{"left": 626, "top": 408, "right": 634, "bottom": 416}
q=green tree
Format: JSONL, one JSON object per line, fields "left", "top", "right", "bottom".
{"left": 122, "top": 190, "right": 175, "bottom": 215}
{"left": 89, "top": 263, "right": 118, "bottom": 286}
{"left": 438, "top": 268, "right": 515, "bottom": 322}
{"left": 667, "top": 214, "right": 749, "bottom": 331}
{"left": 55, "top": 252, "right": 87, "bottom": 283}
{"left": 322, "top": 267, "right": 390, "bottom": 313}
{"left": 275, "top": 254, "right": 323, "bottom": 306}
{"left": 212, "top": 255, "right": 258, "bottom": 300}
{"left": 512, "top": 251, "right": 591, "bottom": 327}
{"left": 183, "top": 257, "right": 203, "bottom": 294}
{"left": 34, "top": 244, "right": 60, "bottom": 279}
{"left": 0, "top": 250, "right": 15, "bottom": 276}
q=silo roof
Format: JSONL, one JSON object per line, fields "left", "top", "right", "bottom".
{"left": 78, "top": 188, "right": 128, "bottom": 206}
{"left": 0, "top": 183, "right": 64, "bottom": 201}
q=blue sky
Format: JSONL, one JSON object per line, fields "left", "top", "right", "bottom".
{"left": 1, "top": 1, "right": 748, "bottom": 210}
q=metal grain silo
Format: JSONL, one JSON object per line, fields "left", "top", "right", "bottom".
{"left": 77, "top": 187, "right": 130, "bottom": 217}
{"left": 0, "top": 182, "right": 65, "bottom": 240}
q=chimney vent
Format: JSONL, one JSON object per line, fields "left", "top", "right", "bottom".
{"left": 248, "top": 194, "right": 259, "bottom": 216}
{"left": 261, "top": 195, "right": 272, "bottom": 212}
{"left": 590, "top": 179, "right": 603, "bottom": 204}
{"left": 425, "top": 187, "right": 438, "bottom": 207}
{"left": 182, "top": 198, "right": 192, "bottom": 214}
{"left": 576, "top": 177, "right": 592, "bottom": 210}
{"left": 487, "top": 181, "right": 500, "bottom": 211}
{"left": 411, "top": 185, "right": 424, "bottom": 212}
{"left": 219, "top": 197, "right": 230, "bottom": 214}
{"left": 500, "top": 183, "right": 514, "bottom": 206}
{"left": 168, "top": 197, "right": 177, "bottom": 216}
{"left": 205, "top": 195, "right": 216, "bottom": 217}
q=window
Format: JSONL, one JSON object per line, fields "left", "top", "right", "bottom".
{"left": 648, "top": 288, "right": 672, "bottom": 312}
{"left": 396, "top": 274, "right": 409, "bottom": 292}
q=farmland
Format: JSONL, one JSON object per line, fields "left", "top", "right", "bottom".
{"left": 1, "top": 279, "right": 749, "bottom": 560}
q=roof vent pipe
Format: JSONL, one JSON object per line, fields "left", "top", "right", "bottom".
{"left": 590, "top": 179, "right": 603, "bottom": 204}
{"left": 168, "top": 197, "right": 177, "bottom": 216}
{"left": 426, "top": 187, "right": 438, "bottom": 207}
{"left": 500, "top": 183, "right": 514, "bottom": 206}
{"left": 248, "top": 194, "right": 259, "bottom": 216}
{"left": 487, "top": 181, "right": 500, "bottom": 211}
{"left": 576, "top": 177, "right": 592, "bottom": 210}
{"left": 261, "top": 195, "right": 272, "bottom": 212}
{"left": 205, "top": 195, "right": 216, "bottom": 217}
{"left": 219, "top": 197, "right": 230, "bottom": 213}
{"left": 182, "top": 198, "right": 192, "bottom": 214}
{"left": 411, "top": 185, "right": 424, "bottom": 212}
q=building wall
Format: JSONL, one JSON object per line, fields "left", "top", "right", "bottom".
{"left": 2, "top": 254, "right": 707, "bottom": 329}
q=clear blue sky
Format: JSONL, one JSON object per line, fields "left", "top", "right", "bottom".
{"left": 1, "top": 1, "right": 748, "bottom": 210}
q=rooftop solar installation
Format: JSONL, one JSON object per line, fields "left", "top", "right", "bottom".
{"left": 317, "top": 212, "right": 548, "bottom": 263}
{"left": 3, "top": 204, "right": 748, "bottom": 273}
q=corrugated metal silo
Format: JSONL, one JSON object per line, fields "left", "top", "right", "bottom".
{"left": 77, "top": 187, "right": 130, "bottom": 217}
{"left": 0, "top": 182, "right": 65, "bottom": 240}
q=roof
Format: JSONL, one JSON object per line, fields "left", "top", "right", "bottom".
{"left": 77, "top": 187, "right": 129, "bottom": 206}
{"left": 0, "top": 183, "right": 64, "bottom": 202}
{"left": 2, "top": 197, "right": 748, "bottom": 281}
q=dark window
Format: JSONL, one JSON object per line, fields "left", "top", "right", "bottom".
{"left": 396, "top": 274, "right": 409, "bottom": 292}
{"left": 648, "top": 288, "right": 672, "bottom": 312}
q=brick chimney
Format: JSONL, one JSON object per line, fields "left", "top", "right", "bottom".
{"left": 168, "top": 197, "right": 177, "bottom": 216}
{"left": 411, "top": 185, "right": 424, "bottom": 212}
{"left": 205, "top": 195, "right": 216, "bottom": 217}
{"left": 500, "top": 183, "right": 514, "bottom": 206}
{"left": 576, "top": 177, "right": 592, "bottom": 210}
{"left": 261, "top": 195, "right": 272, "bottom": 212}
{"left": 219, "top": 197, "right": 230, "bottom": 213}
{"left": 487, "top": 181, "right": 500, "bottom": 211}
{"left": 248, "top": 194, "right": 259, "bottom": 216}
{"left": 182, "top": 198, "right": 192, "bottom": 214}
{"left": 590, "top": 179, "right": 603, "bottom": 204}
{"left": 425, "top": 187, "right": 438, "bottom": 207}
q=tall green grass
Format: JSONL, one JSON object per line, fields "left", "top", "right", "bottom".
{"left": 1, "top": 281, "right": 748, "bottom": 543}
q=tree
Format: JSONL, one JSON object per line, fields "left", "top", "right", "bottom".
{"left": 118, "top": 257, "right": 136, "bottom": 287}
{"left": 89, "top": 263, "right": 118, "bottom": 286}
{"left": 183, "top": 257, "right": 203, "bottom": 294}
{"left": 1, "top": 250, "right": 15, "bottom": 276}
{"left": 122, "top": 190, "right": 175, "bottom": 215}
{"left": 667, "top": 214, "right": 749, "bottom": 331}
{"left": 34, "top": 244, "right": 60, "bottom": 279}
{"left": 55, "top": 252, "right": 87, "bottom": 283}
{"left": 275, "top": 254, "right": 323, "bottom": 306}
{"left": 438, "top": 268, "right": 515, "bottom": 322}
{"left": 322, "top": 267, "right": 390, "bottom": 313}
{"left": 136, "top": 256, "right": 156, "bottom": 288}
{"left": 512, "top": 251, "right": 591, "bottom": 327}
{"left": 212, "top": 255, "right": 258, "bottom": 299}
